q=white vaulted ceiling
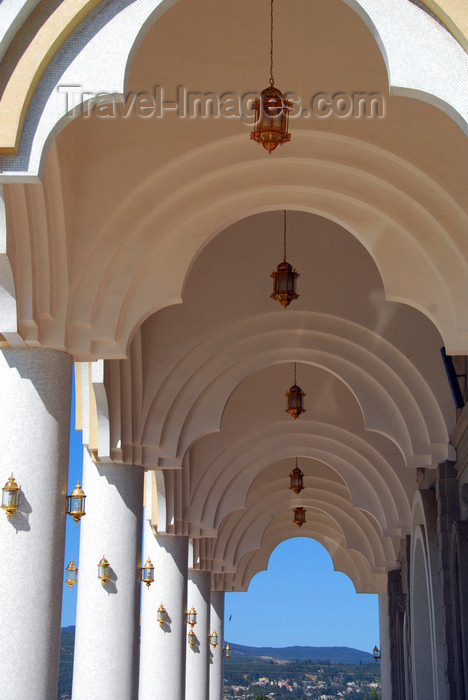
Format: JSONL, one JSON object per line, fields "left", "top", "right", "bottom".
{"left": 1, "top": 0, "right": 467, "bottom": 592}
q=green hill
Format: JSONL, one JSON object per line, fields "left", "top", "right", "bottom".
{"left": 228, "top": 641, "right": 374, "bottom": 664}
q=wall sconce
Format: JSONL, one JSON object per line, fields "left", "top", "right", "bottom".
{"left": 293, "top": 507, "right": 306, "bottom": 527}
{"left": 65, "top": 560, "right": 78, "bottom": 589}
{"left": 141, "top": 558, "right": 154, "bottom": 588}
{"left": 224, "top": 643, "right": 231, "bottom": 659}
{"left": 188, "top": 627, "right": 196, "bottom": 648}
{"left": 209, "top": 630, "right": 218, "bottom": 648}
{"left": 186, "top": 606, "right": 197, "bottom": 627}
{"left": 1, "top": 473, "right": 20, "bottom": 519}
{"left": 289, "top": 459, "right": 304, "bottom": 495}
{"left": 67, "top": 482, "right": 86, "bottom": 524}
{"left": 157, "top": 603, "right": 168, "bottom": 627}
{"left": 285, "top": 364, "right": 305, "bottom": 420}
{"left": 373, "top": 645, "right": 381, "bottom": 662}
{"left": 271, "top": 211, "right": 299, "bottom": 308}
{"left": 98, "top": 555, "right": 110, "bottom": 586}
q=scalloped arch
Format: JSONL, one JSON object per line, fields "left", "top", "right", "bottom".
{"left": 0, "top": 0, "right": 465, "bottom": 172}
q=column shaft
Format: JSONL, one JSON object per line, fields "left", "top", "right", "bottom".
{"left": 379, "top": 591, "right": 393, "bottom": 700}
{"left": 186, "top": 570, "right": 211, "bottom": 700}
{"left": 72, "top": 450, "right": 143, "bottom": 700}
{"left": 139, "top": 528, "right": 189, "bottom": 700}
{"left": 0, "top": 348, "right": 72, "bottom": 700}
{"left": 209, "top": 591, "right": 225, "bottom": 700}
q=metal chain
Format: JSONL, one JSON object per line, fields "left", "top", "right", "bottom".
{"left": 270, "top": 0, "right": 274, "bottom": 86}
{"left": 283, "top": 209, "right": 287, "bottom": 260}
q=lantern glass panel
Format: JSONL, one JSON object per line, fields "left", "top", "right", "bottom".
{"left": 98, "top": 564, "right": 109, "bottom": 578}
{"left": 69, "top": 496, "right": 83, "bottom": 512}
{"left": 3, "top": 489, "right": 18, "bottom": 507}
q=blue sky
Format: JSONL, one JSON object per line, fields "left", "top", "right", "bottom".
{"left": 62, "top": 378, "right": 379, "bottom": 654}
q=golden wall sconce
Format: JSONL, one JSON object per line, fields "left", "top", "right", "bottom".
{"left": 188, "top": 627, "right": 196, "bottom": 648}
{"left": 373, "top": 645, "right": 381, "bottom": 662}
{"left": 186, "top": 606, "right": 197, "bottom": 627}
{"left": 1, "top": 473, "right": 20, "bottom": 519}
{"left": 141, "top": 558, "right": 154, "bottom": 588}
{"left": 67, "top": 482, "right": 86, "bottom": 524}
{"left": 209, "top": 630, "right": 219, "bottom": 648}
{"left": 224, "top": 643, "right": 231, "bottom": 659}
{"left": 65, "top": 560, "right": 78, "bottom": 589}
{"left": 157, "top": 603, "right": 167, "bottom": 627}
{"left": 98, "top": 555, "right": 110, "bottom": 586}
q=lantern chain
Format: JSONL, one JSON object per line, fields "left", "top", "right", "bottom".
{"left": 283, "top": 209, "right": 287, "bottom": 261}
{"left": 294, "top": 362, "right": 297, "bottom": 385}
{"left": 270, "top": 0, "right": 274, "bottom": 86}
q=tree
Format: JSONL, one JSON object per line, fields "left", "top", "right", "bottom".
{"left": 254, "top": 694, "right": 270, "bottom": 700}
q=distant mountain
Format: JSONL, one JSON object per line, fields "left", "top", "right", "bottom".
{"left": 57, "top": 627, "right": 375, "bottom": 698}
{"left": 228, "top": 641, "right": 374, "bottom": 664}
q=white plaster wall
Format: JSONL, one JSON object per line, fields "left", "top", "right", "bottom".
{"left": 379, "top": 591, "right": 393, "bottom": 700}
{"left": 0, "top": 347, "right": 72, "bottom": 699}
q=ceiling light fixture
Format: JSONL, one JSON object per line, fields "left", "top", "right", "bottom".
{"left": 285, "top": 363, "right": 306, "bottom": 419}
{"left": 289, "top": 459, "right": 304, "bottom": 495}
{"left": 250, "top": 0, "right": 292, "bottom": 152}
{"left": 271, "top": 211, "right": 299, "bottom": 308}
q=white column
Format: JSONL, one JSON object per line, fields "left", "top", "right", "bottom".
{"left": 139, "top": 528, "right": 188, "bottom": 700}
{"left": 379, "top": 592, "right": 393, "bottom": 700}
{"left": 186, "top": 570, "right": 211, "bottom": 700}
{"left": 209, "top": 590, "right": 225, "bottom": 700}
{"left": 72, "top": 450, "right": 143, "bottom": 700}
{"left": 0, "top": 348, "right": 72, "bottom": 700}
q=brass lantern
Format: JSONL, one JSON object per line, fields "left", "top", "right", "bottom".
{"left": 186, "top": 606, "right": 197, "bottom": 627}
{"left": 289, "top": 459, "right": 304, "bottom": 495}
{"left": 141, "top": 558, "right": 154, "bottom": 588}
{"left": 285, "top": 363, "right": 305, "bottom": 419}
{"left": 271, "top": 211, "right": 299, "bottom": 308}
{"left": 293, "top": 506, "right": 306, "bottom": 527}
{"left": 209, "top": 630, "right": 219, "bottom": 648}
{"left": 188, "top": 627, "right": 196, "bottom": 648}
{"left": 250, "top": 0, "right": 292, "bottom": 152}
{"left": 373, "top": 645, "right": 381, "bottom": 662}
{"left": 224, "top": 643, "right": 231, "bottom": 659}
{"left": 67, "top": 482, "right": 86, "bottom": 524}
{"left": 65, "top": 560, "right": 78, "bottom": 589}
{"left": 1, "top": 473, "right": 20, "bottom": 519}
{"left": 98, "top": 555, "right": 110, "bottom": 586}
{"left": 157, "top": 603, "right": 168, "bottom": 627}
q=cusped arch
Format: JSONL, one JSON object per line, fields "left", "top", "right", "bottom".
{"left": 185, "top": 421, "right": 412, "bottom": 537}
{"left": 141, "top": 313, "right": 449, "bottom": 469}
{"left": 60, "top": 134, "right": 468, "bottom": 358}
{"left": 0, "top": 0, "right": 465, "bottom": 174}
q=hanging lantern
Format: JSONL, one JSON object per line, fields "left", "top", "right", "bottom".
{"left": 209, "top": 630, "right": 219, "bottom": 648}
{"left": 157, "top": 603, "right": 168, "bottom": 627}
{"left": 250, "top": 0, "right": 292, "bottom": 153}
{"left": 271, "top": 211, "right": 299, "bottom": 308}
{"left": 289, "top": 459, "right": 304, "bottom": 495}
{"left": 1, "top": 473, "right": 20, "bottom": 519}
{"left": 373, "top": 645, "right": 381, "bottom": 662}
{"left": 293, "top": 507, "right": 306, "bottom": 527}
{"left": 285, "top": 363, "right": 305, "bottom": 419}
{"left": 65, "top": 560, "right": 78, "bottom": 589}
{"left": 67, "top": 482, "right": 86, "bottom": 524}
{"left": 97, "top": 555, "right": 110, "bottom": 586}
{"left": 141, "top": 558, "right": 154, "bottom": 588}
{"left": 186, "top": 606, "right": 197, "bottom": 627}
{"left": 224, "top": 643, "right": 231, "bottom": 659}
{"left": 188, "top": 627, "right": 196, "bottom": 648}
